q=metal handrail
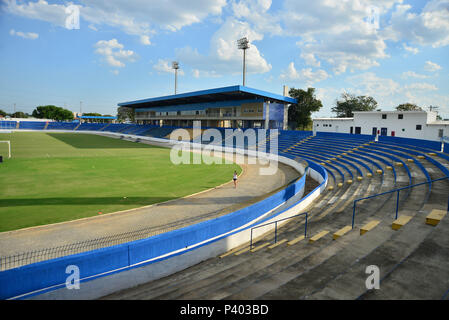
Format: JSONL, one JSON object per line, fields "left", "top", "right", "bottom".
{"left": 250, "top": 212, "right": 308, "bottom": 250}
{"left": 351, "top": 176, "right": 449, "bottom": 229}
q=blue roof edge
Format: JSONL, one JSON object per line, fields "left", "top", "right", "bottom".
{"left": 118, "top": 85, "right": 297, "bottom": 106}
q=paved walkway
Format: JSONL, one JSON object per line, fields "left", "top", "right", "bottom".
{"left": 0, "top": 159, "right": 299, "bottom": 256}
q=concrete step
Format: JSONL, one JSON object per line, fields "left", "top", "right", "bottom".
{"left": 360, "top": 215, "right": 449, "bottom": 299}
{"left": 152, "top": 237, "right": 330, "bottom": 300}
{"left": 308, "top": 211, "right": 435, "bottom": 300}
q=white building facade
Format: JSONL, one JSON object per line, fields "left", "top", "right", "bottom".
{"left": 313, "top": 111, "right": 449, "bottom": 142}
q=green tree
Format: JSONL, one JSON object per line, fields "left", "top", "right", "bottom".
{"left": 332, "top": 93, "right": 378, "bottom": 118}
{"left": 0, "top": 109, "right": 7, "bottom": 117}
{"left": 288, "top": 88, "right": 323, "bottom": 130}
{"left": 12, "top": 111, "right": 28, "bottom": 118}
{"left": 396, "top": 103, "right": 422, "bottom": 111}
{"left": 32, "top": 105, "right": 74, "bottom": 121}
{"left": 117, "top": 106, "right": 135, "bottom": 123}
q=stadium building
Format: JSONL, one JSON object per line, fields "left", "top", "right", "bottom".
{"left": 118, "top": 85, "right": 296, "bottom": 130}
{"left": 313, "top": 110, "right": 449, "bottom": 142}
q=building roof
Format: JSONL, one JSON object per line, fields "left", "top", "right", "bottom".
{"left": 352, "top": 110, "right": 427, "bottom": 114}
{"left": 313, "top": 117, "right": 353, "bottom": 121}
{"left": 78, "top": 115, "right": 117, "bottom": 119}
{"left": 428, "top": 121, "right": 449, "bottom": 126}
{"left": 118, "top": 85, "right": 297, "bottom": 108}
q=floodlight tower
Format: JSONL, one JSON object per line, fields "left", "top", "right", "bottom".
{"left": 237, "top": 37, "right": 250, "bottom": 86}
{"left": 172, "top": 61, "right": 180, "bottom": 94}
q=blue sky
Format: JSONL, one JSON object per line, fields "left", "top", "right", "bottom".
{"left": 1, "top": 0, "right": 448, "bottom": 118}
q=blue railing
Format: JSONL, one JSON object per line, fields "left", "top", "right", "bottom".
{"left": 351, "top": 176, "right": 449, "bottom": 229}
{"left": 250, "top": 212, "right": 308, "bottom": 250}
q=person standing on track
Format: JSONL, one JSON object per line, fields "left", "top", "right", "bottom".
{"left": 233, "top": 170, "right": 238, "bottom": 188}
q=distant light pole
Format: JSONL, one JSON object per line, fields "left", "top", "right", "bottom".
{"left": 237, "top": 37, "right": 250, "bottom": 86}
{"left": 172, "top": 61, "right": 179, "bottom": 94}
{"left": 79, "top": 101, "right": 82, "bottom": 123}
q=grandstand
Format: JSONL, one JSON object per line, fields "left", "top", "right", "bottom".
{"left": 0, "top": 118, "right": 448, "bottom": 300}
{"left": 98, "top": 131, "right": 449, "bottom": 300}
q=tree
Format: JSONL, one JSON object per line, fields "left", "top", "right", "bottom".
{"left": 396, "top": 103, "right": 422, "bottom": 111}
{"left": 32, "top": 105, "right": 74, "bottom": 121}
{"left": 117, "top": 106, "right": 135, "bottom": 123}
{"left": 288, "top": 88, "right": 323, "bottom": 130}
{"left": 0, "top": 109, "right": 7, "bottom": 117}
{"left": 12, "top": 111, "right": 28, "bottom": 118}
{"left": 332, "top": 93, "right": 377, "bottom": 118}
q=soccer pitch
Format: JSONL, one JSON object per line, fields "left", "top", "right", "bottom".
{"left": 0, "top": 132, "right": 241, "bottom": 232}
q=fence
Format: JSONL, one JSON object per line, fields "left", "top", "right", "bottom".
{"left": 0, "top": 207, "right": 229, "bottom": 271}
{"left": 351, "top": 176, "right": 449, "bottom": 229}
{"left": 250, "top": 212, "right": 308, "bottom": 250}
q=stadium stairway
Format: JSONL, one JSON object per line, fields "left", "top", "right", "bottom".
{"left": 102, "top": 136, "right": 449, "bottom": 300}
{"left": 100, "top": 123, "right": 111, "bottom": 131}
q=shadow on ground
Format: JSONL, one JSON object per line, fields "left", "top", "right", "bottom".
{"left": 0, "top": 196, "right": 257, "bottom": 207}
{"left": 47, "top": 133, "right": 156, "bottom": 149}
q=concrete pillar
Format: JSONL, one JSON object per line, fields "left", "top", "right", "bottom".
{"left": 265, "top": 102, "right": 270, "bottom": 129}
{"left": 283, "top": 104, "right": 289, "bottom": 130}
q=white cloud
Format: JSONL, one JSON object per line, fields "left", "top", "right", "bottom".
{"left": 140, "top": 35, "right": 151, "bottom": 46}
{"left": 401, "top": 71, "right": 430, "bottom": 79}
{"left": 176, "top": 18, "right": 271, "bottom": 78}
{"left": 153, "top": 59, "right": 185, "bottom": 75}
{"left": 4, "top": 0, "right": 227, "bottom": 44}
{"left": 384, "top": 0, "right": 449, "bottom": 48}
{"left": 280, "top": 62, "right": 329, "bottom": 85}
{"left": 424, "top": 60, "right": 442, "bottom": 72}
{"left": 231, "top": 0, "right": 282, "bottom": 35}
{"left": 88, "top": 24, "right": 98, "bottom": 31}
{"left": 300, "top": 52, "right": 320, "bottom": 68}
{"left": 402, "top": 43, "right": 419, "bottom": 55}
{"left": 346, "top": 72, "right": 401, "bottom": 98}
{"left": 4, "top": 0, "right": 68, "bottom": 27}
{"left": 94, "top": 39, "right": 137, "bottom": 69}
{"left": 9, "top": 29, "right": 39, "bottom": 40}
{"left": 282, "top": 0, "right": 394, "bottom": 75}
{"left": 404, "top": 83, "right": 438, "bottom": 91}
{"left": 192, "top": 69, "right": 220, "bottom": 78}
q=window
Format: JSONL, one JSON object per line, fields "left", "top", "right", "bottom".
{"left": 329, "top": 124, "right": 332, "bottom": 127}
{"left": 398, "top": 114, "right": 403, "bottom": 119}
{"left": 382, "top": 114, "right": 387, "bottom": 119}
{"left": 316, "top": 124, "right": 319, "bottom": 127}
{"left": 416, "top": 125, "right": 422, "bottom": 130}
{"left": 439, "top": 129, "right": 444, "bottom": 138}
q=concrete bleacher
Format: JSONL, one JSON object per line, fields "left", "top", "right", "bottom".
{"left": 4, "top": 122, "right": 449, "bottom": 299}
{"left": 75, "top": 123, "right": 106, "bottom": 131}
{"left": 101, "top": 131, "right": 449, "bottom": 300}
{"left": 0, "top": 121, "right": 17, "bottom": 129}
{"left": 46, "top": 122, "right": 78, "bottom": 130}
{"left": 17, "top": 121, "right": 47, "bottom": 130}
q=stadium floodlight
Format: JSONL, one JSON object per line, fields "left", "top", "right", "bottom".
{"left": 172, "top": 61, "right": 180, "bottom": 94}
{"left": 237, "top": 37, "right": 250, "bottom": 86}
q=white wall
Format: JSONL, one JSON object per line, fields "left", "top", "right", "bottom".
{"left": 313, "top": 111, "right": 449, "bottom": 141}
{"left": 313, "top": 119, "right": 353, "bottom": 134}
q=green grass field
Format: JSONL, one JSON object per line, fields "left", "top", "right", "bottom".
{"left": 0, "top": 132, "right": 241, "bottom": 232}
